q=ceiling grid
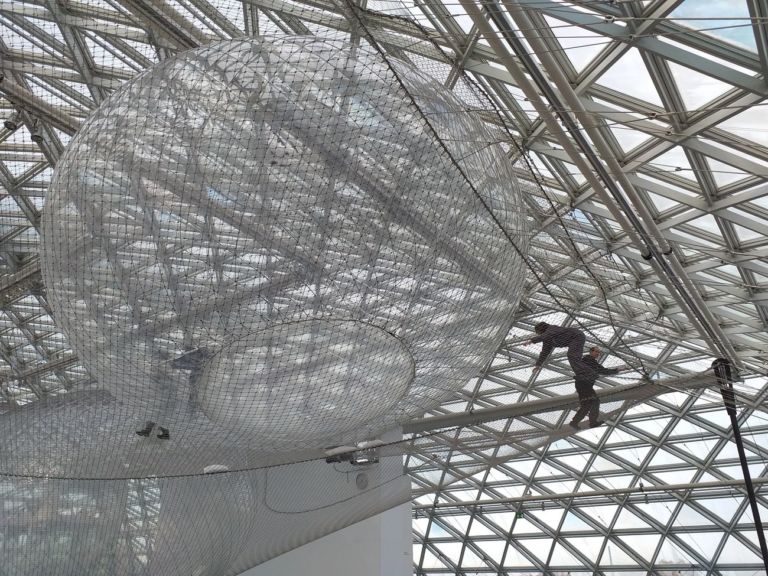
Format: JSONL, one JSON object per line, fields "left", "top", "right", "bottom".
{"left": 1, "top": 0, "right": 767, "bottom": 574}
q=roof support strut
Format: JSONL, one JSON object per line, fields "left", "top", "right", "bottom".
{"left": 501, "top": 1, "right": 739, "bottom": 363}
{"left": 415, "top": 476, "right": 768, "bottom": 510}
{"left": 456, "top": 0, "right": 724, "bottom": 361}
{"left": 457, "top": 0, "right": 740, "bottom": 364}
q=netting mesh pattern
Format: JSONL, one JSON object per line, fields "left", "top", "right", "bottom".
{"left": 1, "top": 457, "right": 410, "bottom": 576}
{"left": 38, "top": 35, "right": 528, "bottom": 470}
{"left": 2, "top": 30, "right": 530, "bottom": 575}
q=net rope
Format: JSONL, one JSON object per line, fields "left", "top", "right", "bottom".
{"left": 1, "top": 2, "right": 698, "bottom": 574}
{"left": 3, "top": 6, "right": 532, "bottom": 574}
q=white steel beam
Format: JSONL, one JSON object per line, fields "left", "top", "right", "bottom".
{"left": 505, "top": 1, "right": 741, "bottom": 363}
{"left": 415, "top": 476, "right": 768, "bottom": 510}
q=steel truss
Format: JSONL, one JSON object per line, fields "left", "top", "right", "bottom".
{"left": 1, "top": 0, "right": 767, "bottom": 574}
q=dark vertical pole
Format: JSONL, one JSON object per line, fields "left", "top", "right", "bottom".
{"left": 712, "top": 359, "right": 768, "bottom": 571}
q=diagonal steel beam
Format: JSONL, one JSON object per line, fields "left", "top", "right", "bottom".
{"left": 115, "top": 0, "right": 207, "bottom": 51}
{"left": 44, "top": 0, "right": 108, "bottom": 104}
{"left": 0, "top": 74, "right": 81, "bottom": 135}
{"left": 504, "top": 1, "right": 740, "bottom": 364}
{"left": 458, "top": 0, "right": 732, "bottom": 362}
{"left": 414, "top": 477, "right": 768, "bottom": 510}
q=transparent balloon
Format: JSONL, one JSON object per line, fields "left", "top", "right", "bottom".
{"left": 40, "top": 36, "right": 528, "bottom": 457}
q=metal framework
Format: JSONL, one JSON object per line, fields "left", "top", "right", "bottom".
{"left": 1, "top": 0, "right": 767, "bottom": 574}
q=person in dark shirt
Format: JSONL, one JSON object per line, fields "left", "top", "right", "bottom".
{"left": 528, "top": 322, "right": 597, "bottom": 380}
{"left": 569, "top": 346, "right": 623, "bottom": 429}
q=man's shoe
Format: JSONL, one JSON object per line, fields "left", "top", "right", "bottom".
{"left": 589, "top": 420, "right": 604, "bottom": 428}
{"left": 136, "top": 422, "right": 155, "bottom": 437}
{"left": 568, "top": 420, "right": 579, "bottom": 430}
{"left": 157, "top": 427, "right": 170, "bottom": 440}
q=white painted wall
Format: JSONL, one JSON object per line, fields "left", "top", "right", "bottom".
{"left": 241, "top": 502, "right": 413, "bottom": 576}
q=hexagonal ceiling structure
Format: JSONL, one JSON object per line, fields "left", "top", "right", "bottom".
{"left": 1, "top": 0, "right": 767, "bottom": 575}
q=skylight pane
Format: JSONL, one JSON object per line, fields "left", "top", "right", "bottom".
{"left": 595, "top": 48, "right": 662, "bottom": 106}
{"left": 667, "top": 61, "right": 735, "bottom": 110}
{"left": 670, "top": 0, "right": 757, "bottom": 52}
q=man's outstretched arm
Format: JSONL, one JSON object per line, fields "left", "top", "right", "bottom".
{"left": 534, "top": 341, "right": 553, "bottom": 368}
{"left": 585, "top": 356, "right": 621, "bottom": 375}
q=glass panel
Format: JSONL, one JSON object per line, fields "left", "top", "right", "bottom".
{"left": 719, "top": 105, "right": 768, "bottom": 148}
{"left": 564, "top": 536, "right": 604, "bottom": 563}
{"left": 670, "top": 0, "right": 757, "bottom": 52}
{"left": 550, "top": 542, "right": 587, "bottom": 567}
{"left": 617, "top": 534, "right": 661, "bottom": 559}
{"left": 596, "top": 48, "right": 663, "bottom": 106}
{"left": 675, "top": 504, "right": 712, "bottom": 526}
{"left": 460, "top": 546, "right": 487, "bottom": 568}
{"left": 516, "top": 537, "right": 554, "bottom": 564}
{"left": 503, "top": 542, "right": 538, "bottom": 568}
{"left": 421, "top": 548, "right": 448, "bottom": 570}
{"left": 552, "top": 20, "right": 611, "bottom": 72}
{"left": 700, "top": 497, "right": 743, "bottom": 523}
{"left": 667, "top": 61, "right": 735, "bottom": 110}
{"left": 475, "top": 539, "right": 506, "bottom": 564}
{"left": 433, "top": 542, "right": 463, "bottom": 564}
{"left": 600, "top": 540, "right": 640, "bottom": 566}
{"left": 656, "top": 536, "right": 702, "bottom": 566}
{"left": 717, "top": 534, "right": 763, "bottom": 563}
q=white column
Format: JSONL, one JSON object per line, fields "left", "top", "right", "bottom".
{"left": 241, "top": 502, "right": 413, "bottom": 576}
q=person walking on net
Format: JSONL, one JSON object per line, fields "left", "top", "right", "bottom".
{"left": 569, "top": 346, "right": 623, "bottom": 429}
{"left": 527, "top": 322, "right": 597, "bottom": 381}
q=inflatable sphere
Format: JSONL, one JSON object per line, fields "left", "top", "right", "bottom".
{"left": 40, "top": 36, "right": 528, "bottom": 451}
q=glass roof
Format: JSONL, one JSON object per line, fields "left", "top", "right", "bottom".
{"left": 1, "top": 0, "right": 766, "bottom": 574}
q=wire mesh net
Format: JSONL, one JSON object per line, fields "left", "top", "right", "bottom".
{"left": 5, "top": 6, "right": 533, "bottom": 573}
{"left": 37, "top": 33, "right": 529, "bottom": 473}
{"left": 2, "top": 456, "right": 410, "bottom": 576}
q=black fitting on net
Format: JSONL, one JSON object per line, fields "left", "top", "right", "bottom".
{"left": 712, "top": 358, "right": 737, "bottom": 416}
{"left": 641, "top": 251, "right": 653, "bottom": 261}
{"left": 712, "top": 358, "right": 735, "bottom": 383}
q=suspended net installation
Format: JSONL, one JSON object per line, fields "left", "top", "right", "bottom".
{"left": 3, "top": 23, "right": 533, "bottom": 576}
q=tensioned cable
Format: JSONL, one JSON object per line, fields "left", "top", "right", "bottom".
{"left": 352, "top": 3, "right": 656, "bottom": 376}
{"left": 0, "top": 417, "right": 476, "bottom": 481}
{"left": 518, "top": 149, "right": 654, "bottom": 373}
{"left": 361, "top": 2, "right": 768, "bottom": 31}
{"left": 369, "top": 0, "right": 767, "bottom": 21}
{"left": 521, "top": 126, "right": 768, "bottom": 157}
{"left": 646, "top": 162, "right": 766, "bottom": 176}
{"left": 384, "top": 25, "right": 756, "bottom": 68}
{"left": 291, "top": 2, "right": 764, "bottom": 71}
{"left": 474, "top": 22, "right": 763, "bottom": 41}
{"left": 463, "top": 102, "right": 768, "bottom": 119}
{"left": 501, "top": 118, "right": 764, "bottom": 138}
{"left": 537, "top": 167, "right": 764, "bottom": 181}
